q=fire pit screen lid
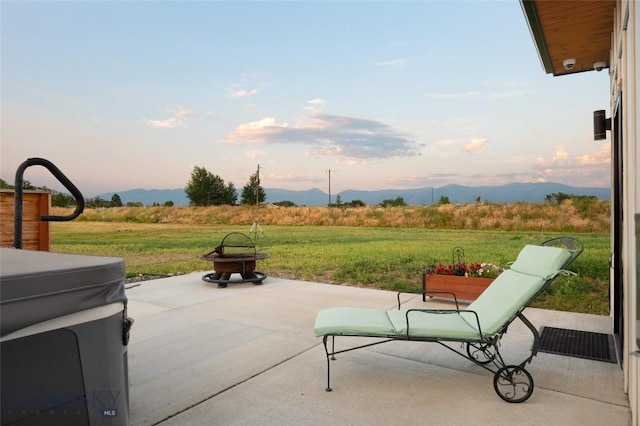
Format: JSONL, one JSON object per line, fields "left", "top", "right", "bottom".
{"left": 207, "top": 232, "right": 257, "bottom": 257}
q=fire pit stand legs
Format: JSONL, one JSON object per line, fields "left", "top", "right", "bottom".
{"left": 202, "top": 270, "right": 267, "bottom": 288}
{"left": 201, "top": 256, "right": 269, "bottom": 288}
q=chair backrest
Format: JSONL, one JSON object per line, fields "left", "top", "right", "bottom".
{"left": 541, "top": 236, "right": 584, "bottom": 267}
{"left": 465, "top": 241, "right": 580, "bottom": 336}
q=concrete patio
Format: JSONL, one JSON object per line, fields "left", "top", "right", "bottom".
{"left": 126, "top": 273, "right": 631, "bottom": 425}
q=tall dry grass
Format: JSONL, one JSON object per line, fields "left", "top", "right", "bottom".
{"left": 52, "top": 199, "right": 610, "bottom": 233}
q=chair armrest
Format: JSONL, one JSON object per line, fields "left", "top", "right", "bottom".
{"left": 397, "top": 290, "right": 460, "bottom": 310}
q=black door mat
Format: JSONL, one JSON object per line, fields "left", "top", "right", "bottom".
{"left": 539, "top": 326, "right": 617, "bottom": 363}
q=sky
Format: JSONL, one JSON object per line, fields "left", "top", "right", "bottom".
{"left": 1, "top": 0, "right": 611, "bottom": 197}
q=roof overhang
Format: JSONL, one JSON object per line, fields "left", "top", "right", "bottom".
{"left": 520, "top": 0, "right": 615, "bottom": 76}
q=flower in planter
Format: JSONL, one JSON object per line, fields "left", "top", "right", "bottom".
{"left": 426, "top": 261, "right": 503, "bottom": 278}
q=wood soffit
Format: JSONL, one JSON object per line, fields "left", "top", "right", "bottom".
{"left": 521, "top": 0, "right": 615, "bottom": 76}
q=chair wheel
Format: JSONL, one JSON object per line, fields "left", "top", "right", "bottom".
{"left": 466, "top": 342, "right": 495, "bottom": 365}
{"left": 493, "top": 365, "right": 534, "bottom": 403}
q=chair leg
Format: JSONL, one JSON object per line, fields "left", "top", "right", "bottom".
{"left": 323, "top": 336, "right": 333, "bottom": 391}
{"left": 517, "top": 312, "right": 540, "bottom": 364}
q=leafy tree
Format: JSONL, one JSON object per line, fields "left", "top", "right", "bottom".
{"left": 0, "top": 178, "right": 39, "bottom": 190}
{"left": 438, "top": 195, "right": 451, "bottom": 205}
{"left": 335, "top": 194, "right": 342, "bottom": 206}
{"left": 545, "top": 192, "right": 571, "bottom": 204}
{"left": 209, "top": 175, "right": 228, "bottom": 205}
{"left": 345, "top": 199, "right": 366, "bottom": 207}
{"left": 223, "top": 182, "right": 238, "bottom": 205}
{"left": 241, "top": 172, "right": 266, "bottom": 205}
{"left": 186, "top": 166, "right": 213, "bottom": 206}
{"left": 87, "top": 196, "right": 108, "bottom": 208}
{"left": 22, "top": 180, "right": 36, "bottom": 190}
{"left": 51, "top": 191, "right": 69, "bottom": 207}
{"left": 164, "top": 200, "right": 174, "bottom": 207}
{"left": 380, "top": 196, "right": 406, "bottom": 207}
{"left": 185, "top": 166, "right": 231, "bottom": 206}
{"left": 273, "top": 200, "right": 296, "bottom": 207}
{"left": 111, "top": 193, "right": 123, "bottom": 207}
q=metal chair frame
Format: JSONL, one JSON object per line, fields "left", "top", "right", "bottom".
{"left": 320, "top": 237, "right": 584, "bottom": 403}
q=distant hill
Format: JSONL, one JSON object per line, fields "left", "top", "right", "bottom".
{"left": 340, "top": 182, "right": 610, "bottom": 205}
{"left": 96, "top": 188, "right": 190, "bottom": 206}
{"left": 95, "top": 182, "right": 610, "bottom": 207}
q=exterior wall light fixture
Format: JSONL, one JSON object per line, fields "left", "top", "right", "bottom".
{"left": 593, "top": 110, "right": 611, "bottom": 140}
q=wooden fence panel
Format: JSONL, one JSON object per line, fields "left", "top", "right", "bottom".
{"left": 0, "top": 190, "right": 51, "bottom": 251}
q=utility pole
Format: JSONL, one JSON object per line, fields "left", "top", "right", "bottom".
{"left": 255, "top": 164, "right": 260, "bottom": 207}
{"left": 250, "top": 164, "right": 264, "bottom": 242}
{"left": 328, "top": 169, "right": 331, "bottom": 206}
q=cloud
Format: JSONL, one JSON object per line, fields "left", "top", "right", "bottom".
{"left": 265, "top": 172, "right": 296, "bottom": 183}
{"left": 426, "top": 137, "right": 484, "bottom": 157}
{"left": 577, "top": 143, "right": 610, "bottom": 165}
{"left": 434, "top": 138, "right": 460, "bottom": 147}
{"left": 335, "top": 157, "right": 362, "bottom": 166}
{"left": 375, "top": 58, "right": 410, "bottom": 68}
{"left": 146, "top": 105, "right": 195, "bottom": 129}
{"left": 463, "top": 138, "right": 488, "bottom": 153}
{"left": 305, "top": 98, "right": 327, "bottom": 111}
{"left": 552, "top": 145, "right": 569, "bottom": 161}
{"left": 228, "top": 88, "right": 260, "bottom": 98}
{"left": 226, "top": 112, "right": 419, "bottom": 160}
{"left": 531, "top": 143, "right": 611, "bottom": 186}
{"left": 536, "top": 145, "right": 570, "bottom": 165}
{"left": 245, "top": 149, "right": 265, "bottom": 160}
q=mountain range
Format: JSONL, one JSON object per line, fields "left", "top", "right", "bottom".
{"left": 96, "top": 182, "right": 610, "bottom": 207}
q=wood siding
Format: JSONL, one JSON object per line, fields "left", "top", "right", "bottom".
{"left": 0, "top": 190, "right": 51, "bottom": 251}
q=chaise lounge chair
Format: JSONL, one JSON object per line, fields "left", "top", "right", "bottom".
{"left": 313, "top": 237, "right": 583, "bottom": 403}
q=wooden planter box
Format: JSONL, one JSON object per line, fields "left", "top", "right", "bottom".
{"left": 422, "top": 274, "right": 494, "bottom": 302}
{"left": 0, "top": 189, "right": 51, "bottom": 251}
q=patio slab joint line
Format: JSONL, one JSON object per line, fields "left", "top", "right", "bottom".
{"left": 151, "top": 343, "right": 319, "bottom": 425}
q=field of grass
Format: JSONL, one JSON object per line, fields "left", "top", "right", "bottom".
{"left": 51, "top": 206, "right": 610, "bottom": 315}
{"left": 53, "top": 199, "right": 610, "bottom": 232}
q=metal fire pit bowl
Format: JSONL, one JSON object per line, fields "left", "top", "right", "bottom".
{"left": 200, "top": 232, "right": 269, "bottom": 288}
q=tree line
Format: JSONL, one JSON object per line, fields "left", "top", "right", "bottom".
{"left": 184, "top": 166, "right": 265, "bottom": 206}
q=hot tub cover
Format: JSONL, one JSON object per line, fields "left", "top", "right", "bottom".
{"left": 0, "top": 248, "right": 126, "bottom": 337}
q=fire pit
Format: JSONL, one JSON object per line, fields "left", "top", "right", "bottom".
{"left": 200, "top": 232, "right": 269, "bottom": 288}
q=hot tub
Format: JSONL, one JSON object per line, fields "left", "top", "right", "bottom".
{"left": 1, "top": 248, "right": 133, "bottom": 425}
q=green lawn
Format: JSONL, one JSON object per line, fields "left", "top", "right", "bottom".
{"left": 51, "top": 222, "right": 610, "bottom": 315}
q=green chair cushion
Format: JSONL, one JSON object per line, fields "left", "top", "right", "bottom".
{"left": 314, "top": 307, "right": 481, "bottom": 340}
{"left": 466, "top": 269, "right": 545, "bottom": 335}
{"left": 386, "top": 309, "right": 481, "bottom": 340}
{"left": 314, "top": 307, "right": 395, "bottom": 337}
{"left": 508, "top": 245, "right": 571, "bottom": 279}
